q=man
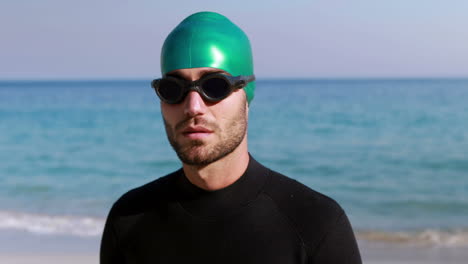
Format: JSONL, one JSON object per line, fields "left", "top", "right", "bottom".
{"left": 101, "top": 11, "right": 361, "bottom": 264}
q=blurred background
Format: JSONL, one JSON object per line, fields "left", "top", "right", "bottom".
{"left": 1, "top": 0, "right": 468, "bottom": 263}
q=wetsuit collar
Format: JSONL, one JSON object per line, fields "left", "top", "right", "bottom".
{"left": 175, "top": 154, "right": 269, "bottom": 218}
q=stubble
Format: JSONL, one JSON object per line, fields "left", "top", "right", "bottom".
{"left": 163, "top": 102, "right": 247, "bottom": 167}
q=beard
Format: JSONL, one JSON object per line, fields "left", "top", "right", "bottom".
{"left": 163, "top": 102, "right": 247, "bottom": 167}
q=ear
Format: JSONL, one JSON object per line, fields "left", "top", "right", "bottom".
{"left": 245, "top": 97, "right": 249, "bottom": 119}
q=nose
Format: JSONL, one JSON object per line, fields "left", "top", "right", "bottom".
{"left": 183, "top": 91, "right": 207, "bottom": 117}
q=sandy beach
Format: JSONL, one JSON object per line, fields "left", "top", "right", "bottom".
{"left": 360, "top": 240, "right": 468, "bottom": 264}
{"left": 0, "top": 255, "right": 97, "bottom": 264}
{"left": 0, "top": 230, "right": 99, "bottom": 264}
{"left": 2, "top": 245, "right": 468, "bottom": 264}
{"left": 3, "top": 248, "right": 467, "bottom": 264}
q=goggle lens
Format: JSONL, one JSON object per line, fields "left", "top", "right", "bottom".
{"left": 201, "top": 77, "right": 230, "bottom": 100}
{"left": 157, "top": 79, "right": 183, "bottom": 103}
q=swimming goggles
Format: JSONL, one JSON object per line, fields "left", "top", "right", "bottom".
{"left": 151, "top": 73, "right": 255, "bottom": 104}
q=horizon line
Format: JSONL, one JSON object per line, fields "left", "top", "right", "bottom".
{"left": 1, "top": 76, "right": 468, "bottom": 82}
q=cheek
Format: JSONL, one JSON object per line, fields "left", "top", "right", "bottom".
{"left": 160, "top": 103, "right": 179, "bottom": 125}
{"left": 215, "top": 94, "right": 247, "bottom": 124}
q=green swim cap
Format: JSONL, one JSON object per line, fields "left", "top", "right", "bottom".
{"left": 161, "top": 12, "right": 255, "bottom": 103}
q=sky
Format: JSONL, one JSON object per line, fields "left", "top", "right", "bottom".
{"left": 1, "top": 0, "right": 468, "bottom": 79}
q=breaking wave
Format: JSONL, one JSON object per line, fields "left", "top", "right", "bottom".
{"left": 0, "top": 210, "right": 104, "bottom": 237}
{"left": 357, "top": 229, "right": 468, "bottom": 247}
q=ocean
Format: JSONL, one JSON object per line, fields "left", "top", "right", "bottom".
{"left": 1, "top": 78, "right": 467, "bottom": 247}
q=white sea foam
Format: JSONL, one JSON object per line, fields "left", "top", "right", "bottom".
{"left": 357, "top": 229, "right": 468, "bottom": 247}
{"left": 0, "top": 210, "right": 105, "bottom": 237}
{"left": 1, "top": 210, "right": 468, "bottom": 247}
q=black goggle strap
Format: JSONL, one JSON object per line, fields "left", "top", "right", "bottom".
{"left": 241, "top": 74, "right": 256, "bottom": 83}
{"left": 226, "top": 74, "right": 256, "bottom": 89}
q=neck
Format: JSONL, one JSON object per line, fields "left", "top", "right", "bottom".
{"left": 182, "top": 138, "right": 249, "bottom": 191}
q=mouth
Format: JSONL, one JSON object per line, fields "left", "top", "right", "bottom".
{"left": 181, "top": 126, "right": 213, "bottom": 139}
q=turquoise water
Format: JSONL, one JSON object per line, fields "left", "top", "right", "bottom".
{"left": 1, "top": 79, "right": 468, "bottom": 244}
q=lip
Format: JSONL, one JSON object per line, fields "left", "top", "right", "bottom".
{"left": 181, "top": 126, "right": 213, "bottom": 139}
{"left": 182, "top": 126, "right": 213, "bottom": 133}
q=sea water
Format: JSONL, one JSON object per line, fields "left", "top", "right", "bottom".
{"left": 1, "top": 79, "right": 467, "bottom": 246}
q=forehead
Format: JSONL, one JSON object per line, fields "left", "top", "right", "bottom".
{"left": 165, "top": 67, "right": 230, "bottom": 79}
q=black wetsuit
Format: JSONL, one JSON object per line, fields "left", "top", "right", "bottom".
{"left": 100, "top": 156, "right": 362, "bottom": 264}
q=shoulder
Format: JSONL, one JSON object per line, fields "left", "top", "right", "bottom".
{"left": 108, "top": 170, "right": 180, "bottom": 217}
{"left": 263, "top": 168, "right": 343, "bottom": 217}
{"left": 261, "top": 167, "right": 346, "bottom": 252}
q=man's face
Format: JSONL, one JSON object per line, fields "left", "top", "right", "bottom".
{"left": 160, "top": 67, "right": 248, "bottom": 166}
